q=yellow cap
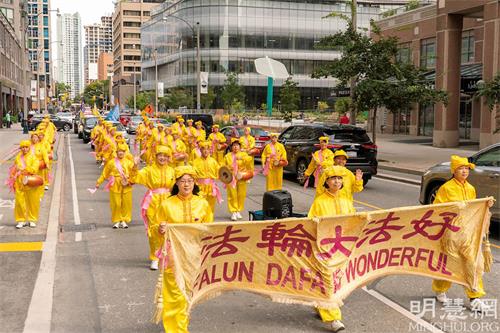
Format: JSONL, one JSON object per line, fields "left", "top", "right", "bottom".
{"left": 199, "top": 141, "right": 211, "bottom": 148}
{"left": 195, "top": 120, "right": 202, "bottom": 125}
{"left": 230, "top": 137, "right": 240, "bottom": 144}
{"left": 20, "top": 140, "right": 31, "bottom": 148}
{"left": 334, "top": 150, "right": 349, "bottom": 159}
{"left": 319, "top": 165, "right": 347, "bottom": 188}
{"left": 116, "top": 143, "right": 128, "bottom": 152}
{"left": 156, "top": 145, "right": 171, "bottom": 156}
{"left": 174, "top": 165, "right": 197, "bottom": 179}
{"left": 319, "top": 136, "right": 329, "bottom": 143}
{"left": 178, "top": 118, "right": 185, "bottom": 123}
{"left": 157, "top": 123, "right": 165, "bottom": 128}
{"left": 212, "top": 124, "right": 219, "bottom": 129}
{"left": 269, "top": 132, "right": 280, "bottom": 138}
{"left": 450, "top": 155, "right": 475, "bottom": 173}
{"left": 187, "top": 119, "right": 193, "bottom": 123}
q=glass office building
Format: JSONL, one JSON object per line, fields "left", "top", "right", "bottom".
{"left": 141, "top": 0, "right": 407, "bottom": 109}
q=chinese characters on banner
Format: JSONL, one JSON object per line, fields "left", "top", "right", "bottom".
{"left": 163, "top": 198, "right": 492, "bottom": 312}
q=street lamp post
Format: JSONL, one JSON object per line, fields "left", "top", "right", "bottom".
{"left": 163, "top": 16, "right": 201, "bottom": 111}
{"left": 133, "top": 62, "right": 137, "bottom": 115}
{"left": 154, "top": 48, "right": 158, "bottom": 117}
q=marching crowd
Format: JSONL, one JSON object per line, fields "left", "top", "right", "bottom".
{"left": 6, "top": 112, "right": 492, "bottom": 333}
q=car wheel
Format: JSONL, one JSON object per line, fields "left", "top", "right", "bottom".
{"left": 63, "top": 124, "right": 71, "bottom": 131}
{"left": 83, "top": 137, "right": 90, "bottom": 144}
{"left": 296, "top": 159, "right": 308, "bottom": 185}
{"left": 73, "top": 125, "right": 78, "bottom": 134}
{"left": 363, "top": 177, "right": 369, "bottom": 187}
{"left": 426, "top": 183, "right": 443, "bottom": 204}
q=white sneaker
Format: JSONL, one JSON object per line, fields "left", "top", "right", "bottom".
{"left": 120, "top": 221, "right": 128, "bottom": 229}
{"left": 28, "top": 222, "right": 36, "bottom": 228}
{"left": 236, "top": 212, "right": 243, "bottom": 219}
{"left": 470, "top": 298, "right": 491, "bottom": 313}
{"left": 44, "top": 185, "right": 49, "bottom": 191}
{"left": 16, "top": 222, "right": 24, "bottom": 229}
{"left": 112, "top": 222, "right": 120, "bottom": 229}
{"left": 436, "top": 292, "right": 448, "bottom": 303}
{"left": 150, "top": 260, "right": 159, "bottom": 270}
{"left": 331, "top": 320, "right": 345, "bottom": 332}
{"left": 230, "top": 213, "right": 237, "bottom": 221}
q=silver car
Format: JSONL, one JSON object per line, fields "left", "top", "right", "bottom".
{"left": 419, "top": 143, "right": 500, "bottom": 223}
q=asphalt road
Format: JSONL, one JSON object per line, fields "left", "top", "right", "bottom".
{"left": 1, "top": 133, "right": 499, "bottom": 333}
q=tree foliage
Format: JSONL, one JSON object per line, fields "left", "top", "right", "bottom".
{"left": 83, "top": 80, "right": 110, "bottom": 108}
{"left": 159, "top": 88, "right": 194, "bottom": 109}
{"left": 220, "top": 72, "right": 245, "bottom": 111}
{"left": 312, "top": 14, "right": 447, "bottom": 143}
{"left": 278, "top": 78, "right": 300, "bottom": 121}
{"left": 126, "top": 91, "right": 155, "bottom": 111}
{"left": 475, "top": 73, "right": 500, "bottom": 132}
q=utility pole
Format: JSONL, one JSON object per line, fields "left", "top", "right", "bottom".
{"left": 196, "top": 22, "right": 201, "bottom": 111}
{"left": 350, "top": 0, "right": 357, "bottom": 125}
{"left": 154, "top": 48, "right": 158, "bottom": 117}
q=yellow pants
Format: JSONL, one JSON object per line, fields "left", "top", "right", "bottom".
{"left": 163, "top": 268, "right": 189, "bottom": 333}
{"left": 206, "top": 195, "right": 216, "bottom": 214}
{"left": 227, "top": 181, "right": 247, "bottom": 212}
{"left": 432, "top": 278, "right": 485, "bottom": 299}
{"left": 214, "top": 151, "right": 224, "bottom": 165}
{"left": 15, "top": 187, "right": 41, "bottom": 222}
{"left": 317, "top": 307, "right": 342, "bottom": 322}
{"left": 109, "top": 190, "right": 132, "bottom": 223}
{"left": 266, "top": 167, "right": 283, "bottom": 191}
{"left": 148, "top": 230, "right": 165, "bottom": 261}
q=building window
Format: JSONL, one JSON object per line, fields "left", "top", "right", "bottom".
{"left": 43, "top": 15, "right": 49, "bottom": 27}
{"left": 0, "top": 7, "right": 14, "bottom": 24}
{"left": 420, "top": 38, "right": 435, "bottom": 69}
{"left": 124, "top": 21, "right": 141, "bottom": 27}
{"left": 143, "top": 11, "right": 150, "bottom": 16}
{"left": 123, "top": 10, "right": 140, "bottom": 16}
{"left": 461, "top": 30, "right": 475, "bottom": 64}
{"left": 43, "top": 27, "right": 48, "bottom": 38}
{"left": 396, "top": 43, "right": 412, "bottom": 64}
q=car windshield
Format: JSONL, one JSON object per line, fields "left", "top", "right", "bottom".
{"left": 235, "top": 127, "right": 268, "bottom": 137}
{"left": 131, "top": 116, "right": 142, "bottom": 122}
{"left": 113, "top": 123, "right": 125, "bottom": 131}
{"left": 322, "top": 128, "right": 371, "bottom": 143}
{"left": 85, "top": 118, "right": 97, "bottom": 126}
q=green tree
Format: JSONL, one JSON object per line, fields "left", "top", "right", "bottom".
{"left": 126, "top": 91, "right": 155, "bottom": 111}
{"left": 201, "top": 87, "right": 216, "bottom": 109}
{"left": 475, "top": 73, "right": 500, "bottom": 132}
{"left": 159, "top": 88, "right": 194, "bottom": 109}
{"left": 220, "top": 72, "right": 245, "bottom": 112}
{"left": 313, "top": 12, "right": 447, "bottom": 143}
{"left": 334, "top": 97, "right": 352, "bottom": 114}
{"left": 83, "top": 80, "right": 110, "bottom": 108}
{"left": 278, "top": 78, "right": 300, "bottom": 122}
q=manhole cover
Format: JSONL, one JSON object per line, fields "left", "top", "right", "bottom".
{"left": 60, "top": 224, "right": 97, "bottom": 232}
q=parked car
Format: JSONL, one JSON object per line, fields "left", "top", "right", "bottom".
{"left": 28, "top": 115, "right": 72, "bottom": 131}
{"left": 56, "top": 111, "right": 75, "bottom": 122}
{"left": 127, "top": 116, "right": 143, "bottom": 134}
{"left": 81, "top": 116, "right": 98, "bottom": 143}
{"left": 419, "top": 143, "right": 499, "bottom": 224}
{"left": 119, "top": 113, "right": 132, "bottom": 127}
{"left": 278, "top": 124, "right": 378, "bottom": 185}
{"left": 177, "top": 113, "right": 214, "bottom": 133}
{"left": 220, "top": 126, "right": 270, "bottom": 157}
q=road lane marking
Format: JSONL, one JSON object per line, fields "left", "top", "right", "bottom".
{"left": 374, "top": 174, "right": 421, "bottom": 187}
{"left": 23, "top": 135, "right": 64, "bottom": 333}
{"left": 0, "top": 242, "right": 43, "bottom": 252}
{"left": 354, "top": 199, "right": 383, "bottom": 211}
{"left": 362, "top": 287, "right": 445, "bottom": 333}
{"left": 67, "top": 135, "right": 82, "bottom": 242}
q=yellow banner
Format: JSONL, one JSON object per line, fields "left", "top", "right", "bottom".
{"left": 164, "top": 198, "right": 492, "bottom": 311}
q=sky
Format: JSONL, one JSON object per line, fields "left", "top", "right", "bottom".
{"left": 51, "top": 0, "right": 115, "bottom": 25}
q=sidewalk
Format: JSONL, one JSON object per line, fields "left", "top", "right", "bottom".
{"left": 376, "top": 134, "right": 479, "bottom": 175}
{"left": 0, "top": 123, "right": 29, "bottom": 162}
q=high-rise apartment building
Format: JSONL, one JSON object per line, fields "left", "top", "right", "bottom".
{"left": 57, "top": 13, "right": 83, "bottom": 98}
{"left": 26, "top": 0, "right": 54, "bottom": 111}
{"left": 112, "top": 0, "right": 163, "bottom": 108}
{"left": 84, "top": 15, "right": 112, "bottom": 85}
{"left": 0, "top": 0, "right": 22, "bottom": 39}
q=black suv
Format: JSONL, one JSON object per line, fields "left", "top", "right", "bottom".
{"left": 177, "top": 113, "right": 214, "bottom": 133}
{"left": 81, "top": 116, "right": 98, "bottom": 143}
{"left": 279, "top": 124, "right": 378, "bottom": 185}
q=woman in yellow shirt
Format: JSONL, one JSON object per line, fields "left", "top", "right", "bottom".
{"left": 157, "top": 165, "right": 212, "bottom": 333}
{"left": 261, "top": 133, "right": 287, "bottom": 191}
{"left": 95, "top": 143, "right": 135, "bottom": 229}
{"left": 30, "top": 131, "right": 50, "bottom": 196}
{"left": 224, "top": 138, "right": 253, "bottom": 221}
{"left": 308, "top": 165, "right": 354, "bottom": 332}
{"left": 239, "top": 127, "right": 256, "bottom": 170}
{"left": 332, "top": 150, "right": 364, "bottom": 201}
{"left": 133, "top": 145, "right": 176, "bottom": 270}
{"left": 431, "top": 155, "right": 490, "bottom": 312}
{"left": 208, "top": 125, "right": 227, "bottom": 164}
{"left": 304, "top": 136, "right": 334, "bottom": 194}
{"left": 193, "top": 141, "right": 221, "bottom": 214}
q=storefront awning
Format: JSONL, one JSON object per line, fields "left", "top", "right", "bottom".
{"left": 424, "top": 63, "right": 482, "bottom": 93}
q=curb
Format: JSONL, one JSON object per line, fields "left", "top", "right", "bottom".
{"left": 378, "top": 164, "right": 425, "bottom": 176}
{"left": 375, "top": 173, "right": 421, "bottom": 186}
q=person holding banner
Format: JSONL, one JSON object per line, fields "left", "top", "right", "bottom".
{"left": 30, "top": 131, "right": 50, "bottom": 198}
{"left": 308, "top": 165, "right": 355, "bottom": 332}
{"left": 193, "top": 141, "right": 221, "bottom": 214}
{"left": 431, "top": 155, "right": 490, "bottom": 312}
{"left": 9, "top": 140, "right": 41, "bottom": 229}
{"left": 261, "top": 133, "right": 287, "bottom": 191}
{"left": 95, "top": 143, "right": 135, "bottom": 229}
{"left": 304, "top": 136, "right": 334, "bottom": 194}
{"left": 224, "top": 138, "right": 253, "bottom": 221}
{"left": 333, "top": 150, "right": 363, "bottom": 201}
{"left": 132, "top": 145, "right": 176, "bottom": 270}
{"left": 208, "top": 124, "right": 226, "bottom": 164}
{"left": 156, "top": 165, "right": 213, "bottom": 333}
